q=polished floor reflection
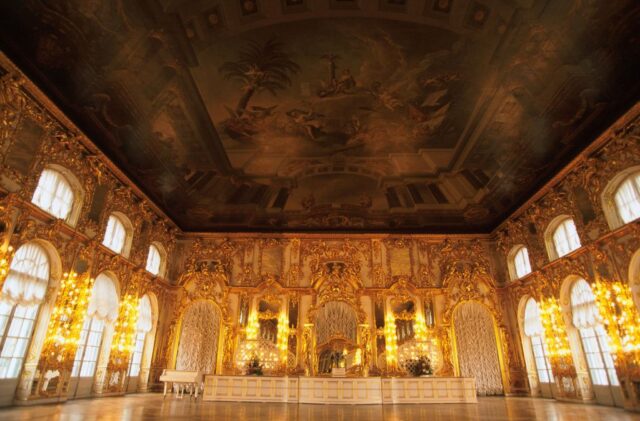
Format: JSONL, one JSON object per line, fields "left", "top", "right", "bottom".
{"left": 0, "top": 394, "right": 638, "bottom": 421}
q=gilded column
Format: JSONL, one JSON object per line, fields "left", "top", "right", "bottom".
{"left": 302, "top": 323, "right": 315, "bottom": 376}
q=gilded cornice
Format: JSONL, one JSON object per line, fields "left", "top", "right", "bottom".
{"left": 0, "top": 51, "right": 178, "bottom": 230}
{"left": 493, "top": 102, "right": 640, "bottom": 234}
{"left": 179, "top": 231, "right": 492, "bottom": 241}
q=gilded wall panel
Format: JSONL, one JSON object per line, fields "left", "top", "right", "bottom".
{"left": 386, "top": 242, "right": 412, "bottom": 278}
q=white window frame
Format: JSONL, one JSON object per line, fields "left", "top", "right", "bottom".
{"left": 601, "top": 167, "right": 640, "bottom": 230}
{"left": 613, "top": 172, "right": 640, "bottom": 225}
{"left": 530, "top": 334, "right": 554, "bottom": 384}
{"left": 546, "top": 217, "right": 581, "bottom": 260}
{"left": 145, "top": 244, "right": 163, "bottom": 276}
{"left": 71, "top": 316, "right": 105, "bottom": 378}
{"left": 102, "top": 213, "right": 132, "bottom": 256}
{"left": 508, "top": 245, "right": 532, "bottom": 280}
{"left": 523, "top": 298, "right": 554, "bottom": 384}
{"left": 0, "top": 302, "right": 40, "bottom": 379}
{"left": 0, "top": 242, "right": 51, "bottom": 379}
{"left": 570, "top": 279, "right": 619, "bottom": 388}
{"left": 31, "top": 167, "right": 83, "bottom": 226}
{"left": 577, "top": 325, "right": 619, "bottom": 387}
{"left": 127, "top": 331, "right": 147, "bottom": 377}
{"left": 32, "top": 169, "right": 74, "bottom": 221}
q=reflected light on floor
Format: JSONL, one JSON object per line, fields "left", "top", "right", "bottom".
{"left": 0, "top": 394, "right": 638, "bottom": 421}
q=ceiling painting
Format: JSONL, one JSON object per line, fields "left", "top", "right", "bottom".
{"left": 0, "top": 0, "right": 637, "bottom": 232}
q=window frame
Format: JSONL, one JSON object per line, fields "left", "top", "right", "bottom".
{"left": 545, "top": 216, "right": 581, "bottom": 261}
{"left": 145, "top": 243, "right": 166, "bottom": 277}
{"left": 31, "top": 167, "right": 83, "bottom": 226}
{"left": 127, "top": 331, "right": 147, "bottom": 377}
{"left": 601, "top": 167, "right": 640, "bottom": 230}
{"left": 522, "top": 298, "right": 554, "bottom": 385}
{"left": 613, "top": 172, "right": 640, "bottom": 225}
{"left": 71, "top": 316, "right": 106, "bottom": 378}
{"left": 0, "top": 303, "right": 41, "bottom": 379}
{"left": 576, "top": 325, "right": 619, "bottom": 387}
{"left": 569, "top": 278, "right": 620, "bottom": 388}
{"left": 529, "top": 334, "right": 554, "bottom": 384}
{"left": 0, "top": 242, "right": 52, "bottom": 380}
{"left": 508, "top": 245, "right": 533, "bottom": 281}
{"left": 102, "top": 213, "right": 133, "bottom": 257}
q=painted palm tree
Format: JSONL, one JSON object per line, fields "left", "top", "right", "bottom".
{"left": 220, "top": 38, "right": 300, "bottom": 116}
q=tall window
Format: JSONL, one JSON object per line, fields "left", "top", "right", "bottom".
{"left": 614, "top": 172, "right": 640, "bottom": 224}
{"left": 570, "top": 279, "right": 619, "bottom": 387}
{"left": 513, "top": 246, "right": 532, "bottom": 279}
{"left": 31, "top": 169, "right": 74, "bottom": 221}
{"left": 145, "top": 245, "right": 162, "bottom": 276}
{"left": 71, "top": 318, "right": 104, "bottom": 377}
{"left": 523, "top": 298, "right": 554, "bottom": 383}
{"left": 552, "top": 218, "right": 581, "bottom": 258}
{"left": 71, "top": 273, "right": 119, "bottom": 378}
{"left": 0, "top": 243, "right": 50, "bottom": 379}
{"left": 128, "top": 295, "right": 153, "bottom": 377}
{"left": 103, "top": 214, "right": 127, "bottom": 254}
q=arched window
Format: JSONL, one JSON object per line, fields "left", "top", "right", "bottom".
{"left": 102, "top": 214, "right": 127, "bottom": 255}
{"left": 523, "top": 298, "right": 554, "bottom": 384}
{"left": 128, "top": 295, "right": 153, "bottom": 377}
{"left": 0, "top": 243, "right": 50, "bottom": 379}
{"left": 613, "top": 172, "right": 640, "bottom": 224}
{"left": 551, "top": 218, "right": 581, "bottom": 259}
{"left": 509, "top": 246, "right": 532, "bottom": 280}
{"left": 570, "top": 279, "right": 618, "bottom": 387}
{"left": 145, "top": 245, "right": 162, "bottom": 276}
{"left": 71, "top": 273, "right": 119, "bottom": 378}
{"left": 31, "top": 169, "right": 74, "bottom": 221}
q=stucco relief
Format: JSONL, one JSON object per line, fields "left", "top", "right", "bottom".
{"left": 176, "top": 301, "right": 221, "bottom": 374}
{"left": 454, "top": 301, "right": 504, "bottom": 396}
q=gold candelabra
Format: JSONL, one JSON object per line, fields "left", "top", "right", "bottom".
{"left": 593, "top": 281, "right": 640, "bottom": 363}
{"left": 539, "top": 297, "right": 576, "bottom": 379}
{"left": 39, "top": 271, "right": 94, "bottom": 370}
{"left": 245, "top": 311, "right": 259, "bottom": 341}
{"left": 414, "top": 312, "right": 429, "bottom": 354}
{"left": 111, "top": 293, "right": 139, "bottom": 356}
{"left": 384, "top": 312, "right": 399, "bottom": 371}
{"left": 103, "top": 293, "right": 139, "bottom": 393}
{"left": 539, "top": 297, "right": 572, "bottom": 358}
{"left": 276, "top": 311, "right": 289, "bottom": 367}
{"left": 32, "top": 270, "right": 93, "bottom": 397}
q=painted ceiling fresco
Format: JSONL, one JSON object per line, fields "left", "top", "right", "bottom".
{"left": 0, "top": 0, "right": 638, "bottom": 232}
{"left": 194, "top": 19, "right": 475, "bottom": 156}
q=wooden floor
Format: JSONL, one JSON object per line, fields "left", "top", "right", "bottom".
{"left": 0, "top": 393, "right": 638, "bottom": 420}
